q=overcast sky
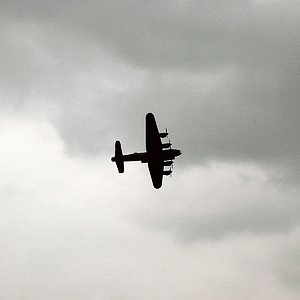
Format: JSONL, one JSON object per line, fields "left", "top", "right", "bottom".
{"left": 0, "top": 1, "right": 299, "bottom": 299}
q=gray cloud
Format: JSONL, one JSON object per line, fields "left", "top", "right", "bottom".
{"left": 2, "top": 1, "right": 300, "bottom": 71}
{"left": 144, "top": 200, "right": 299, "bottom": 242}
{"left": 279, "top": 247, "right": 300, "bottom": 289}
{"left": 1, "top": 1, "right": 300, "bottom": 182}
{"left": 272, "top": 229, "right": 300, "bottom": 290}
{"left": 132, "top": 165, "right": 300, "bottom": 242}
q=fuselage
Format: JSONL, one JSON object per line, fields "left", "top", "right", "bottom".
{"left": 119, "top": 148, "right": 181, "bottom": 163}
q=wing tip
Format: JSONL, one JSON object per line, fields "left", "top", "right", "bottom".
{"left": 146, "top": 112, "right": 154, "bottom": 119}
{"left": 153, "top": 181, "right": 162, "bottom": 189}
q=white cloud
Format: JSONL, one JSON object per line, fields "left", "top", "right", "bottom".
{"left": 0, "top": 110, "right": 298, "bottom": 299}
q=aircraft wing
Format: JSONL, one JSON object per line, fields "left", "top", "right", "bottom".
{"left": 146, "top": 113, "right": 164, "bottom": 189}
{"left": 146, "top": 113, "right": 162, "bottom": 153}
{"left": 148, "top": 158, "right": 164, "bottom": 189}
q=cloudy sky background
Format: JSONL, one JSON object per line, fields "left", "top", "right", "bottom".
{"left": 0, "top": 1, "right": 300, "bottom": 299}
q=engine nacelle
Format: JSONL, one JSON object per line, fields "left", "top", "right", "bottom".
{"left": 163, "top": 170, "right": 172, "bottom": 176}
{"left": 162, "top": 142, "right": 172, "bottom": 149}
{"left": 160, "top": 128, "right": 168, "bottom": 138}
{"left": 159, "top": 132, "right": 168, "bottom": 138}
{"left": 163, "top": 160, "right": 173, "bottom": 166}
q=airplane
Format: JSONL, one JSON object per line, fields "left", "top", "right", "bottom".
{"left": 111, "top": 113, "right": 182, "bottom": 189}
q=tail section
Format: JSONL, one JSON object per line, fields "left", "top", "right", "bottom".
{"left": 111, "top": 140, "right": 124, "bottom": 173}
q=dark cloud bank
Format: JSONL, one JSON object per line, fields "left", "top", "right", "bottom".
{"left": 1, "top": 1, "right": 300, "bottom": 180}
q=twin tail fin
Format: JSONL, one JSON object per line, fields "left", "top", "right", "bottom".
{"left": 111, "top": 141, "right": 124, "bottom": 173}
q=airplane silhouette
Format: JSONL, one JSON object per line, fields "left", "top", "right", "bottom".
{"left": 111, "top": 113, "right": 181, "bottom": 189}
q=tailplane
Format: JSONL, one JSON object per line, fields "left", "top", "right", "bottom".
{"left": 111, "top": 140, "right": 124, "bottom": 173}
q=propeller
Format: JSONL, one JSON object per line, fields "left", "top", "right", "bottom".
{"left": 160, "top": 128, "right": 169, "bottom": 138}
{"left": 168, "top": 138, "right": 172, "bottom": 149}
